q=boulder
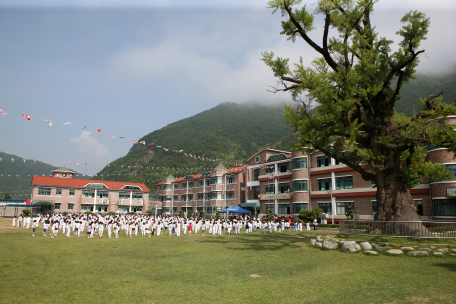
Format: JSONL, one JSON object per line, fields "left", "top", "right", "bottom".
{"left": 372, "top": 243, "right": 390, "bottom": 251}
{"left": 360, "top": 242, "right": 372, "bottom": 250}
{"left": 341, "top": 241, "right": 361, "bottom": 252}
{"left": 436, "top": 248, "right": 449, "bottom": 253}
{"left": 364, "top": 250, "right": 378, "bottom": 255}
{"left": 408, "top": 251, "right": 429, "bottom": 256}
{"left": 311, "top": 239, "right": 316, "bottom": 246}
{"left": 430, "top": 246, "right": 437, "bottom": 249}
{"left": 323, "top": 240, "right": 338, "bottom": 249}
{"left": 452, "top": 249, "right": 456, "bottom": 253}
{"left": 386, "top": 249, "right": 403, "bottom": 255}
{"left": 419, "top": 248, "right": 432, "bottom": 253}
{"left": 316, "top": 235, "right": 323, "bottom": 242}
{"left": 451, "top": 253, "right": 456, "bottom": 256}
{"left": 315, "top": 242, "right": 323, "bottom": 247}
{"left": 400, "top": 247, "right": 414, "bottom": 251}
{"left": 433, "top": 252, "right": 443, "bottom": 256}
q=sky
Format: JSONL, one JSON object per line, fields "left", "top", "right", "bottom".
{"left": 0, "top": 0, "right": 455, "bottom": 175}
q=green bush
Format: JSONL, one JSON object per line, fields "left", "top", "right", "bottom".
{"left": 178, "top": 210, "right": 184, "bottom": 217}
{"left": 215, "top": 211, "right": 221, "bottom": 220}
{"left": 107, "top": 211, "right": 115, "bottom": 215}
{"left": 145, "top": 210, "right": 153, "bottom": 214}
{"left": 85, "top": 211, "right": 92, "bottom": 215}
{"left": 298, "top": 209, "right": 312, "bottom": 222}
{"left": 22, "top": 209, "right": 30, "bottom": 216}
{"left": 266, "top": 208, "right": 274, "bottom": 220}
{"left": 62, "top": 211, "right": 68, "bottom": 216}
{"left": 187, "top": 210, "right": 193, "bottom": 218}
{"left": 318, "top": 224, "right": 339, "bottom": 228}
{"left": 199, "top": 210, "right": 205, "bottom": 218}
{"left": 311, "top": 207, "right": 324, "bottom": 223}
{"left": 127, "top": 211, "right": 135, "bottom": 214}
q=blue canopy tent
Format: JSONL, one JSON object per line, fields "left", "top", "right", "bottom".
{"left": 219, "top": 206, "right": 251, "bottom": 214}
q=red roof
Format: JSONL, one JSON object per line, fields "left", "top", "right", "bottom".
{"left": 228, "top": 165, "right": 247, "bottom": 173}
{"left": 32, "top": 176, "right": 149, "bottom": 191}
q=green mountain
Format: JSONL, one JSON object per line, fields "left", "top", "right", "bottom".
{"left": 0, "top": 151, "right": 85, "bottom": 199}
{"left": 396, "top": 67, "right": 456, "bottom": 116}
{"left": 93, "top": 101, "right": 296, "bottom": 191}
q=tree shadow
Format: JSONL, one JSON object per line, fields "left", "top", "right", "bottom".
{"left": 432, "top": 262, "right": 456, "bottom": 272}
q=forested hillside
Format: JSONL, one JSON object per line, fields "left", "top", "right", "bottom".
{"left": 93, "top": 101, "right": 297, "bottom": 191}
{"left": 396, "top": 67, "right": 456, "bottom": 116}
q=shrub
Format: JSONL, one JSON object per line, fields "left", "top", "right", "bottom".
{"left": 311, "top": 207, "right": 324, "bottom": 223}
{"left": 298, "top": 209, "right": 312, "bottom": 222}
{"left": 179, "top": 210, "right": 184, "bottom": 217}
{"left": 266, "top": 208, "right": 274, "bottom": 220}
{"left": 187, "top": 210, "right": 193, "bottom": 218}
{"left": 145, "top": 210, "right": 153, "bottom": 214}
{"left": 127, "top": 211, "right": 135, "bottom": 214}
{"left": 62, "top": 211, "right": 68, "bottom": 216}
{"left": 107, "top": 211, "right": 115, "bottom": 215}
{"left": 199, "top": 210, "right": 205, "bottom": 218}
{"left": 85, "top": 211, "right": 92, "bottom": 215}
{"left": 346, "top": 206, "right": 354, "bottom": 220}
{"left": 22, "top": 209, "right": 30, "bottom": 216}
{"left": 215, "top": 210, "right": 221, "bottom": 220}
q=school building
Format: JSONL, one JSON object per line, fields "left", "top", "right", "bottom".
{"left": 30, "top": 167, "right": 150, "bottom": 214}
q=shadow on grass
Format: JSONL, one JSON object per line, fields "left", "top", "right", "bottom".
{"left": 195, "top": 233, "right": 314, "bottom": 251}
{"left": 432, "top": 262, "right": 456, "bottom": 272}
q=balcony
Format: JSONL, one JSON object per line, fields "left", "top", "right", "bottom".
{"left": 97, "top": 199, "right": 109, "bottom": 205}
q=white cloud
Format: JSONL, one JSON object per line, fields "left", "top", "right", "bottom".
{"left": 70, "top": 130, "right": 111, "bottom": 158}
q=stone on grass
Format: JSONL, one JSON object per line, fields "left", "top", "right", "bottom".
{"left": 436, "top": 248, "right": 449, "bottom": 253}
{"left": 386, "top": 249, "right": 403, "bottom": 255}
{"left": 315, "top": 242, "right": 322, "bottom": 247}
{"left": 452, "top": 249, "right": 456, "bottom": 253}
{"left": 360, "top": 242, "right": 372, "bottom": 250}
{"left": 433, "top": 252, "right": 443, "bottom": 256}
{"left": 372, "top": 243, "right": 390, "bottom": 251}
{"left": 316, "top": 235, "right": 323, "bottom": 242}
{"left": 341, "top": 241, "right": 361, "bottom": 252}
{"left": 408, "top": 251, "right": 429, "bottom": 256}
{"left": 419, "top": 248, "right": 432, "bottom": 253}
{"left": 365, "top": 251, "right": 378, "bottom": 255}
{"left": 323, "top": 240, "right": 338, "bottom": 249}
{"left": 400, "top": 247, "right": 414, "bottom": 251}
{"left": 451, "top": 253, "right": 456, "bottom": 256}
{"left": 430, "top": 246, "right": 437, "bottom": 249}
{"left": 311, "top": 239, "right": 316, "bottom": 246}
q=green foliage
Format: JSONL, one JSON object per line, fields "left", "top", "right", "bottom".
{"left": 311, "top": 207, "right": 324, "bottom": 223}
{"left": 346, "top": 206, "right": 353, "bottom": 220}
{"left": 178, "top": 209, "right": 184, "bottom": 217}
{"left": 62, "top": 211, "right": 68, "bottom": 216}
{"left": 266, "top": 208, "right": 274, "bottom": 219}
{"left": 92, "top": 101, "right": 294, "bottom": 192}
{"left": 2, "top": 191, "right": 12, "bottom": 199}
{"left": 187, "top": 210, "right": 193, "bottom": 218}
{"left": 107, "top": 211, "right": 116, "bottom": 215}
{"left": 22, "top": 209, "right": 30, "bottom": 216}
{"left": 145, "top": 210, "right": 153, "bottom": 214}
{"left": 85, "top": 211, "right": 92, "bottom": 215}
{"left": 297, "top": 209, "right": 312, "bottom": 222}
{"left": 127, "top": 211, "right": 135, "bottom": 214}
{"left": 215, "top": 210, "right": 221, "bottom": 220}
{"left": 199, "top": 210, "right": 205, "bottom": 218}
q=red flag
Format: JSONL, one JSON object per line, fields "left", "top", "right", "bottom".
{"left": 22, "top": 114, "right": 31, "bottom": 120}
{"left": 85, "top": 163, "right": 87, "bottom": 165}
{"left": 95, "top": 129, "right": 102, "bottom": 133}
{"left": 131, "top": 140, "right": 137, "bottom": 143}
{"left": 184, "top": 153, "right": 188, "bottom": 157}
{"left": 140, "top": 141, "right": 145, "bottom": 145}
{"left": 0, "top": 109, "right": 6, "bottom": 115}
{"left": 149, "top": 143, "right": 154, "bottom": 145}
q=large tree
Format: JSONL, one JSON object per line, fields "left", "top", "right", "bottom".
{"left": 262, "top": 0, "right": 456, "bottom": 221}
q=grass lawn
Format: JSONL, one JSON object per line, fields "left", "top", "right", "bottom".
{"left": 1, "top": 218, "right": 455, "bottom": 304}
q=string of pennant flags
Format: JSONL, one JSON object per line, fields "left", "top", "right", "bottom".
{"left": 0, "top": 109, "right": 244, "bottom": 167}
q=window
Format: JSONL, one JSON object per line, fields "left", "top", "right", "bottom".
{"left": 255, "top": 156, "right": 260, "bottom": 163}
{"left": 198, "top": 193, "right": 204, "bottom": 201}
{"left": 97, "top": 191, "right": 109, "bottom": 198}
{"left": 188, "top": 194, "right": 193, "bottom": 201}
{"left": 447, "top": 164, "right": 456, "bottom": 179}
{"left": 55, "top": 203, "right": 61, "bottom": 211}
{"left": 293, "top": 180, "right": 308, "bottom": 191}
{"left": 371, "top": 200, "right": 378, "bottom": 215}
{"left": 86, "top": 183, "right": 108, "bottom": 188}
{"left": 318, "top": 178, "right": 332, "bottom": 191}
{"left": 172, "top": 207, "right": 177, "bottom": 214}
{"left": 199, "top": 180, "right": 204, "bottom": 187}
{"left": 82, "top": 190, "right": 95, "bottom": 198}
{"left": 371, "top": 180, "right": 376, "bottom": 188}
{"left": 226, "top": 175, "right": 235, "bottom": 184}
{"left": 279, "top": 182, "right": 290, "bottom": 193}
{"left": 253, "top": 186, "right": 260, "bottom": 200}
{"left": 254, "top": 168, "right": 259, "bottom": 181}
{"left": 433, "top": 199, "right": 456, "bottom": 216}
{"left": 68, "top": 204, "right": 74, "bottom": 212}
{"left": 164, "top": 184, "right": 171, "bottom": 190}
{"left": 122, "top": 185, "right": 141, "bottom": 190}
{"left": 265, "top": 166, "right": 274, "bottom": 174}
{"left": 267, "top": 154, "right": 288, "bottom": 162}
{"left": 293, "top": 157, "right": 307, "bottom": 169}
{"left": 293, "top": 203, "right": 308, "bottom": 214}
{"left": 69, "top": 189, "right": 75, "bottom": 197}
{"left": 173, "top": 195, "right": 178, "bottom": 201}
{"left": 415, "top": 200, "right": 423, "bottom": 216}
{"left": 182, "top": 194, "right": 187, "bottom": 202}
{"left": 265, "top": 184, "right": 275, "bottom": 194}
{"left": 226, "top": 191, "right": 235, "bottom": 199}
{"left": 55, "top": 189, "right": 62, "bottom": 196}
{"left": 278, "top": 162, "right": 290, "bottom": 173}
{"left": 174, "top": 184, "right": 179, "bottom": 190}
{"left": 278, "top": 204, "right": 290, "bottom": 214}
{"left": 337, "top": 202, "right": 354, "bottom": 215}
{"left": 188, "top": 181, "right": 194, "bottom": 189}
{"left": 132, "top": 193, "right": 143, "bottom": 200}
{"left": 211, "top": 191, "right": 222, "bottom": 200}
{"left": 182, "top": 183, "right": 187, "bottom": 189}
{"left": 38, "top": 188, "right": 51, "bottom": 196}
{"left": 163, "top": 195, "right": 170, "bottom": 202}
{"left": 212, "top": 176, "right": 222, "bottom": 185}
{"left": 318, "top": 202, "right": 332, "bottom": 215}
{"left": 336, "top": 176, "right": 353, "bottom": 189}
{"left": 205, "top": 179, "right": 211, "bottom": 187}
{"left": 205, "top": 192, "right": 211, "bottom": 200}
{"left": 160, "top": 186, "right": 162, "bottom": 191}
{"left": 265, "top": 204, "right": 274, "bottom": 213}
{"left": 119, "top": 192, "right": 130, "bottom": 199}
{"left": 81, "top": 204, "right": 93, "bottom": 212}
{"left": 317, "top": 155, "right": 332, "bottom": 167}
{"left": 62, "top": 173, "right": 67, "bottom": 177}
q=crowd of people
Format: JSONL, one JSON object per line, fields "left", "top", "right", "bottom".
{"left": 11, "top": 213, "right": 313, "bottom": 238}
